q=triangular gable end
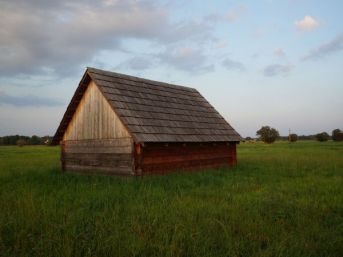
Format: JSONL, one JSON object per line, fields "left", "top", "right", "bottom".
{"left": 63, "top": 80, "right": 131, "bottom": 141}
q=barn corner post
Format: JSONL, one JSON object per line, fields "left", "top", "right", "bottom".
{"left": 230, "top": 142, "right": 238, "bottom": 166}
{"left": 134, "top": 143, "right": 143, "bottom": 176}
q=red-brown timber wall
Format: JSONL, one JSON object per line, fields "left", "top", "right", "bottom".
{"left": 135, "top": 142, "right": 237, "bottom": 175}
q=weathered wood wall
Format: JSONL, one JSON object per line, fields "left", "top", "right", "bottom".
{"left": 61, "top": 140, "right": 236, "bottom": 175}
{"left": 63, "top": 81, "right": 130, "bottom": 141}
{"left": 61, "top": 138, "right": 134, "bottom": 175}
{"left": 61, "top": 80, "right": 133, "bottom": 174}
{"left": 135, "top": 142, "right": 237, "bottom": 175}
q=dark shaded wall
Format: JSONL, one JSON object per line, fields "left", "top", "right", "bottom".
{"left": 135, "top": 142, "right": 237, "bottom": 175}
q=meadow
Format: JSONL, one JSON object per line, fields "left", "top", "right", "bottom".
{"left": 0, "top": 141, "right": 342, "bottom": 257}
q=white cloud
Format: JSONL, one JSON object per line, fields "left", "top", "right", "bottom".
{"left": 295, "top": 15, "right": 320, "bottom": 32}
{"left": 227, "top": 11, "right": 238, "bottom": 22}
{"left": 179, "top": 47, "right": 193, "bottom": 57}
{"left": 273, "top": 48, "right": 285, "bottom": 57}
{"left": 253, "top": 28, "right": 266, "bottom": 38}
{"left": 227, "top": 5, "right": 247, "bottom": 22}
{"left": 214, "top": 40, "right": 228, "bottom": 49}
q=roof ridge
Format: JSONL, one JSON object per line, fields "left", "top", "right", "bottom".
{"left": 86, "top": 67, "right": 197, "bottom": 93}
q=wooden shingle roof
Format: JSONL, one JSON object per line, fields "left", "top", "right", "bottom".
{"left": 51, "top": 67, "right": 241, "bottom": 145}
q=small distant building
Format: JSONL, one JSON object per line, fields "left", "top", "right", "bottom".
{"left": 51, "top": 67, "right": 241, "bottom": 175}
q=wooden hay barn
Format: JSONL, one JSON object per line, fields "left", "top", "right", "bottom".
{"left": 51, "top": 67, "right": 242, "bottom": 175}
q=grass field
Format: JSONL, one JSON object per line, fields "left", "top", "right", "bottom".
{"left": 0, "top": 141, "right": 342, "bottom": 257}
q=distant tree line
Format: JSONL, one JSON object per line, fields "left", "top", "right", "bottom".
{"left": 332, "top": 129, "right": 343, "bottom": 141}
{"left": 248, "top": 127, "right": 343, "bottom": 144}
{"left": 278, "top": 135, "right": 316, "bottom": 141}
{"left": 0, "top": 135, "right": 52, "bottom": 146}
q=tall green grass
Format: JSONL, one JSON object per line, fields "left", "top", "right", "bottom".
{"left": 0, "top": 141, "right": 342, "bottom": 257}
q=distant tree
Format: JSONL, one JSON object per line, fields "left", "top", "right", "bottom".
{"left": 298, "top": 135, "right": 316, "bottom": 140}
{"left": 332, "top": 129, "right": 343, "bottom": 142}
{"left": 1, "top": 135, "right": 28, "bottom": 145}
{"left": 29, "top": 135, "right": 41, "bottom": 145}
{"left": 245, "top": 137, "right": 252, "bottom": 141}
{"left": 289, "top": 133, "right": 298, "bottom": 142}
{"left": 256, "top": 126, "right": 279, "bottom": 144}
{"left": 316, "top": 132, "right": 329, "bottom": 142}
{"left": 16, "top": 139, "right": 27, "bottom": 147}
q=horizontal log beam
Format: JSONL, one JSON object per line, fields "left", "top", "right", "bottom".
{"left": 64, "top": 164, "right": 134, "bottom": 175}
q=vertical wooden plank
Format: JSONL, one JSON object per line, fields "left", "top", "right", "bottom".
{"left": 62, "top": 81, "right": 131, "bottom": 141}
{"left": 96, "top": 86, "right": 100, "bottom": 139}
{"left": 102, "top": 93, "right": 105, "bottom": 137}
{"left": 93, "top": 84, "right": 96, "bottom": 138}
{"left": 90, "top": 85, "right": 94, "bottom": 139}
{"left": 134, "top": 143, "right": 143, "bottom": 175}
{"left": 98, "top": 88, "right": 102, "bottom": 139}
{"left": 87, "top": 85, "right": 91, "bottom": 139}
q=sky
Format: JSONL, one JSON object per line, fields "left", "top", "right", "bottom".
{"left": 0, "top": 0, "right": 342, "bottom": 137}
